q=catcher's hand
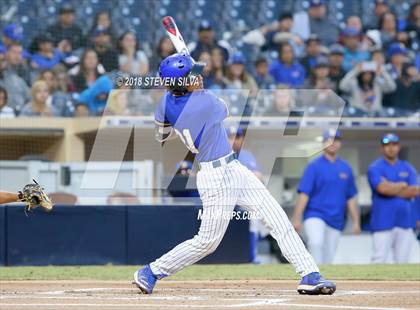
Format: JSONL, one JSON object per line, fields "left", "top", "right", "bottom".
{"left": 18, "top": 179, "right": 53, "bottom": 215}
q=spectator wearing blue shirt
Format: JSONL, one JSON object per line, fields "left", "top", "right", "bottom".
{"left": 77, "top": 74, "right": 113, "bottom": 115}
{"left": 367, "top": 133, "right": 419, "bottom": 263}
{"left": 341, "top": 27, "right": 370, "bottom": 72}
{"left": 269, "top": 42, "right": 306, "bottom": 87}
{"left": 293, "top": 129, "right": 360, "bottom": 264}
{"left": 30, "top": 34, "right": 63, "bottom": 70}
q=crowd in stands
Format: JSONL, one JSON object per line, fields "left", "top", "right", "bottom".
{"left": 0, "top": 0, "right": 419, "bottom": 118}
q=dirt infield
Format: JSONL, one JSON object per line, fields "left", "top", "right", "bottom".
{"left": 1, "top": 280, "right": 419, "bottom": 310}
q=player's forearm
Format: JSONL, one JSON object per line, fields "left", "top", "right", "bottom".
{"left": 397, "top": 186, "right": 420, "bottom": 199}
{"left": 346, "top": 198, "right": 360, "bottom": 226}
{"left": 293, "top": 193, "right": 309, "bottom": 220}
{"left": 0, "top": 191, "right": 19, "bottom": 204}
{"left": 376, "top": 181, "right": 407, "bottom": 196}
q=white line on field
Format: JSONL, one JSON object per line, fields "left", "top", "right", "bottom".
{"left": 0, "top": 303, "right": 409, "bottom": 310}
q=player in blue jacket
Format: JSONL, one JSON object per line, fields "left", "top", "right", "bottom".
{"left": 292, "top": 129, "right": 361, "bottom": 264}
{"left": 133, "top": 53, "right": 336, "bottom": 295}
{"left": 368, "top": 133, "right": 419, "bottom": 263}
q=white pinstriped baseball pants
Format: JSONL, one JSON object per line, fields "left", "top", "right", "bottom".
{"left": 150, "top": 159, "right": 319, "bottom": 277}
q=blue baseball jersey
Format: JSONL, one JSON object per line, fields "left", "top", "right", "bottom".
{"left": 237, "top": 149, "right": 261, "bottom": 172}
{"left": 297, "top": 155, "right": 357, "bottom": 230}
{"left": 155, "top": 90, "right": 231, "bottom": 162}
{"left": 368, "top": 157, "right": 419, "bottom": 231}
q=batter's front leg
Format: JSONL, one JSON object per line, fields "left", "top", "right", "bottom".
{"left": 237, "top": 168, "right": 319, "bottom": 277}
{"left": 149, "top": 203, "right": 234, "bottom": 276}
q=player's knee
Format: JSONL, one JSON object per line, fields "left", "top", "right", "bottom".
{"left": 193, "top": 236, "right": 222, "bottom": 254}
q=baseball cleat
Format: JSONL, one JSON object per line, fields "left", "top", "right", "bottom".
{"left": 297, "top": 272, "right": 336, "bottom": 295}
{"left": 133, "top": 265, "right": 157, "bottom": 294}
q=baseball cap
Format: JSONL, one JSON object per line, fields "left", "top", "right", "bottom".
{"left": 381, "top": 133, "right": 399, "bottom": 145}
{"left": 387, "top": 43, "right": 408, "bottom": 58}
{"left": 3, "top": 24, "right": 23, "bottom": 42}
{"left": 198, "top": 20, "right": 212, "bottom": 32}
{"left": 227, "top": 126, "right": 244, "bottom": 137}
{"left": 59, "top": 3, "right": 75, "bottom": 14}
{"left": 309, "top": 0, "right": 325, "bottom": 7}
{"left": 329, "top": 44, "right": 345, "bottom": 55}
{"left": 341, "top": 27, "right": 361, "bottom": 37}
{"left": 306, "top": 34, "right": 320, "bottom": 44}
{"left": 91, "top": 27, "right": 111, "bottom": 38}
{"left": 314, "top": 56, "right": 329, "bottom": 68}
{"left": 322, "top": 129, "right": 341, "bottom": 141}
{"left": 228, "top": 51, "right": 246, "bottom": 65}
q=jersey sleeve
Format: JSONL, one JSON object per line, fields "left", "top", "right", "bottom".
{"left": 367, "top": 164, "right": 384, "bottom": 190}
{"left": 346, "top": 168, "right": 358, "bottom": 200}
{"left": 297, "top": 163, "right": 315, "bottom": 196}
{"left": 206, "top": 91, "right": 228, "bottom": 124}
{"left": 407, "top": 163, "right": 419, "bottom": 186}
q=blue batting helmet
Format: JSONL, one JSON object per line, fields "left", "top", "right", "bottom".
{"left": 159, "top": 53, "right": 205, "bottom": 95}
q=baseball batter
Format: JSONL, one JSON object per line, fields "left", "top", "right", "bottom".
{"left": 133, "top": 53, "right": 335, "bottom": 295}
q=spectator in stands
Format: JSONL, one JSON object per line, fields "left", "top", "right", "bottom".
{"left": 346, "top": 16, "right": 363, "bottom": 33}
{"left": 304, "top": 56, "right": 334, "bottom": 90}
{"left": 118, "top": 31, "right": 149, "bottom": 76}
{"left": 4, "top": 42, "right": 31, "bottom": 84}
{"left": 37, "top": 69, "right": 74, "bottom": 116}
{"left": 91, "top": 28, "right": 119, "bottom": 72}
{"left": 20, "top": 80, "right": 59, "bottom": 117}
{"left": 253, "top": 57, "right": 275, "bottom": 89}
{"left": 264, "top": 85, "right": 295, "bottom": 116}
{"left": 341, "top": 27, "right": 370, "bottom": 72}
{"left": 386, "top": 43, "right": 409, "bottom": 80}
{"left": 293, "top": 129, "right": 360, "bottom": 264}
{"left": 223, "top": 52, "right": 258, "bottom": 97}
{"left": 197, "top": 51, "right": 219, "bottom": 89}
{"left": 368, "top": 133, "right": 419, "bottom": 263}
{"left": 89, "top": 10, "right": 116, "bottom": 43}
{"left": 151, "top": 36, "right": 175, "bottom": 71}
{"left": 378, "top": 12, "right": 399, "bottom": 50}
{"left": 167, "top": 161, "right": 199, "bottom": 200}
{"left": 405, "top": 3, "right": 420, "bottom": 45}
{"left": 366, "top": 0, "right": 390, "bottom": 30}
{"left": 1, "top": 24, "right": 30, "bottom": 60}
{"left": 295, "top": 0, "right": 339, "bottom": 45}
{"left": 328, "top": 44, "right": 346, "bottom": 92}
{"left": 339, "top": 62, "right": 396, "bottom": 114}
{"left": 371, "top": 49, "right": 386, "bottom": 67}
{"left": 46, "top": 3, "right": 84, "bottom": 50}
{"left": 190, "top": 20, "right": 229, "bottom": 62}
{"left": 244, "top": 12, "right": 304, "bottom": 57}
{"left": 209, "top": 47, "right": 227, "bottom": 88}
{"left": 0, "top": 49, "right": 30, "bottom": 113}
{"left": 300, "top": 34, "right": 323, "bottom": 74}
{"left": 69, "top": 49, "right": 104, "bottom": 93}
{"left": 384, "top": 62, "right": 420, "bottom": 112}
{"left": 77, "top": 74, "right": 113, "bottom": 115}
{"left": 74, "top": 102, "right": 89, "bottom": 117}
{"left": 107, "top": 192, "right": 140, "bottom": 205}
{"left": 0, "top": 86, "right": 15, "bottom": 118}
{"left": 30, "top": 34, "right": 63, "bottom": 70}
{"left": 364, "top": 30, "right": 383, "bottom": 51}
{"left": 269, "top": 43, "right": 305, "bottom": 87}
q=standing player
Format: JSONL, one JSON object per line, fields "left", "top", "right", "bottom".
{"left": 368, "top": 133, "right": 419, "bottom": 263}
{"left": 133, "top": 53, "right": 336, "bottom": 295}
{"left": 292, "top": 129, "right": 361, "bottom": 264}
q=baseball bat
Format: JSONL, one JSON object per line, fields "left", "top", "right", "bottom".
{"left": 162, "top": 16, "right": 189, "bottom": 55}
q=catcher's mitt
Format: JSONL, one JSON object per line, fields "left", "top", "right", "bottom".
{"left": 18, "top": 179, "right": 53, "bottom": 215}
